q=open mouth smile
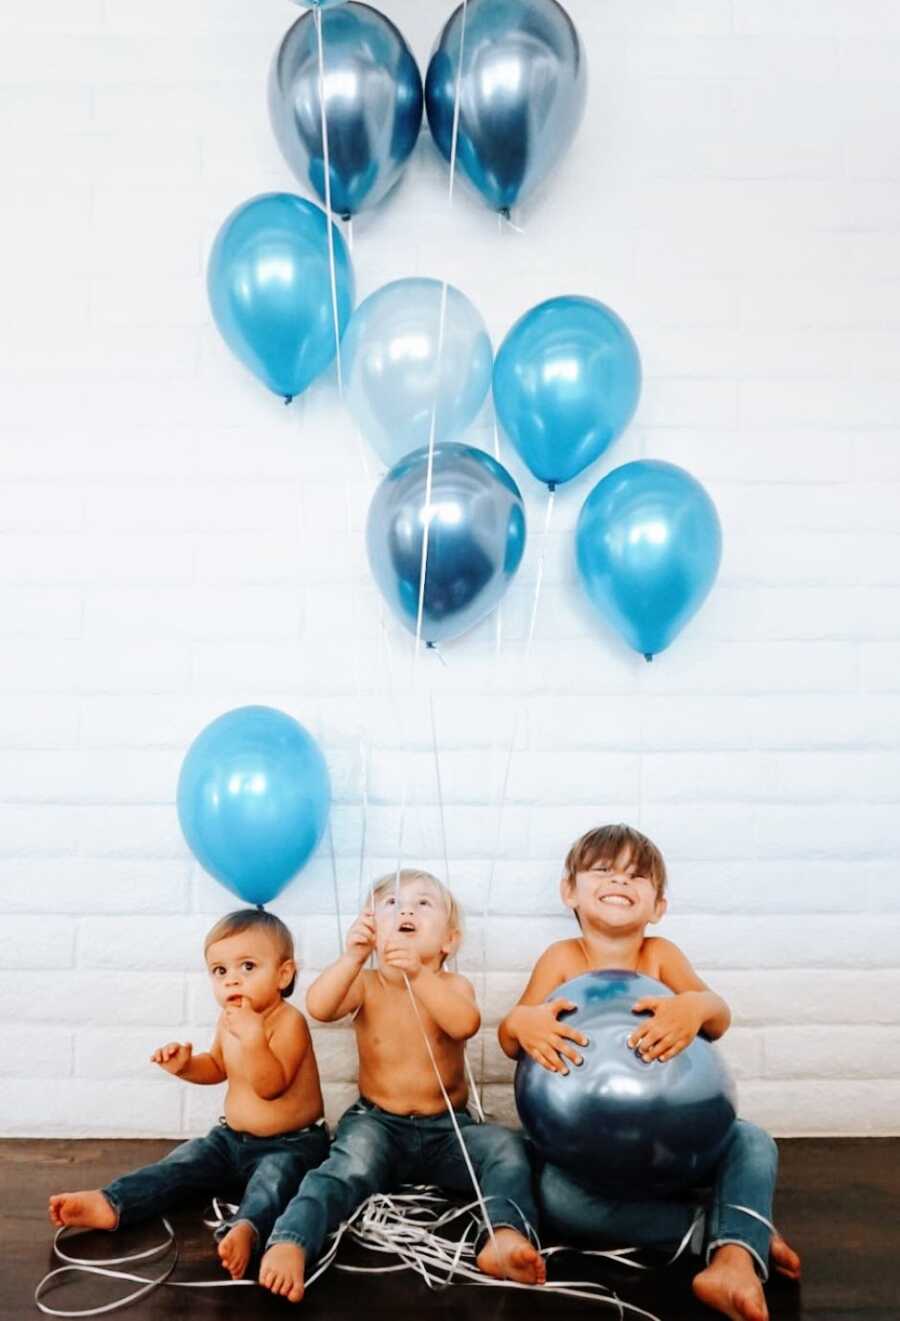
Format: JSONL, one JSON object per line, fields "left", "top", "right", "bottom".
{"left": 597, "top": 893, "right": 634, "bottom": 907}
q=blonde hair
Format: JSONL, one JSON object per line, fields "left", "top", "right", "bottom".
{"left": 564, "top": 824, "right": 667, "bottom": 902}
{"left": 369, "top": 869, "right": 463, "bottom": 963}
{"left": 203, "top": 909, "right": 296, "bottom": 998}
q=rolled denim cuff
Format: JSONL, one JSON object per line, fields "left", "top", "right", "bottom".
{"left": 266, "top": 1231, "right": 309, "bottom": 1251}
{"left": 213, "top": 1216, "right": 259, "bottom": 1245}
{"left": 706, "top": 1237, "right": 769, "bottom": 1284}
{"left": 97, "top": 1189, "right": 123, "bottom": 1231}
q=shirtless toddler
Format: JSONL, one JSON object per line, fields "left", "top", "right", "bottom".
{"left": 48, "top": 909, "right": 327, "bottom": 1281}
{"left": 259, "top": 869, "right": 544, "bottom": 1303}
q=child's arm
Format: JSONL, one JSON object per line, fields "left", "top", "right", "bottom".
{"left": 628, "top": 939, "right": 732, "bottom": 1064}
{"left": 221, "top": 1002, "right": 310, "bottom": 1100}
{"left": 382, "top": 945, "right": 480, "bottom": 1041}
{"left": 305, "top": 909, "right": 374, "bottom": 1023}
{"left": 497, "top": 944, "right": 589, "bottom": 1074}
{"left": 151, "top": 1028, "right": 226, "bottom": 1085}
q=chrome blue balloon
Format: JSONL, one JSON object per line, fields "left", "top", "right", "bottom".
{"left": 366, "top": 442, "right": 526, "bottom": 645}
{"left": 177, "top": 706, "right": 331, "bottom": 907}
{"left": 494, "top": 297, "right": 641, "bottom": 490}
{"left": 516, "top": 971, "right": 737, "bottom": 1197}
{"left": 269, "top": 4, "right": 423, "bottom": 218}
{"left": 426, "top": 0, "right": 587, "bottom": 215}
{"left": 576, "top": 461, "right": 723, "bottom": 661}
{"left": 292, "top": 1, "right": 349, "bottom": 8}
{"left": 207, "top": 193, "right": 354, "bottom": 401}
{"left": 344, "top": 278, "right": 493, "bottom": 469}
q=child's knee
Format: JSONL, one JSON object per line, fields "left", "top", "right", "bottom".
{"left": 732, "top": 1120, "right": 778, "bottom": 1169}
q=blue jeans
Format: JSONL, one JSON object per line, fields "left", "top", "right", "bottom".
{"left": 268, "top": 1097, "right": 538, "bottom": 1263}
{"left": 538, "top": 1120, "right": 778, "bottom": 1282}
{"left": 102, "top": 1119, "right": 329, "bottom": 1248}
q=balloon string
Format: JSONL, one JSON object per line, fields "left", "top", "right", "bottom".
{"left": 481, "top": 490, "right": 556, "bottom": 1097}
{"left": 314, "top": 6, "right": 344, "bottom": 398}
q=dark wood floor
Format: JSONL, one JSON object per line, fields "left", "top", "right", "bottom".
{"left": 3, "top": 1138, "right": 897, "bottom": 1320}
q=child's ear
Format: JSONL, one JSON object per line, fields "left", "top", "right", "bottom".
{"left": 649, "top": 896, "right": 668, "bottom": 926}
{"left": 442, "top": 928, "right": 461, "bottom": 960}
{"left": 278, "top": 959, "right": 297, "bottom": 990}
{"left": 560, "top": 874, "right": 577, "bottom": 912}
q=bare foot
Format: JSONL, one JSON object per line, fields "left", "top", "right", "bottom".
{"left": 693, "top": 1244, "right": 768, "bottom": 1321}
{"left": 771, "top": 1234, "right": 801, "bottom": 1280}
{"left": 476, "top": 1226, "right": 546, "bottom": 1286}
{"left": 217, "top": 1221, "right": 257, "bottom": 1280}
{"left": 48, "top": 1191, "right": 117, "bottom": 1231}
{"left": 259, "top": 1242, "right": 306, "bottom": 1303}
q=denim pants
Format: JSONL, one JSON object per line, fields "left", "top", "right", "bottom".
{"left": 268, "top": 1097, "right": 538, "bottom": 1264}
{"left": 102, "top": 1119, "right": 329, "bottom": 1248}
{"left": 537, "top": 1119, "right": 778, "bottom": 1281}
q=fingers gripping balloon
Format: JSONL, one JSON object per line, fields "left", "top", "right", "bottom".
{"left": 515, "top": 971, "right": 737, "bottom": 1197}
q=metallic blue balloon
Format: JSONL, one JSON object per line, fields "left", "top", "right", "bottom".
{"left": 344, "top": 278, "right": 493, "bottom": 469}
{"left": 426, "top": 0, "right": 587, "bottom": 215}
{"left": 575, "top": 460, "right": 723, "bottom": 661}
{"left": 516, "top": 971, "right": 737, "bottom": 1197}
{"left": 177, "top": 706, "right": 331, "bottom": 907}
{"left": 292, "top": 1, "right": 349, "bottom": 8}
{"left": 366, "top": 442, "right": 526, "bottom": 645}
{"left": 269, "top": 4, "right": 423, "bottom": 218}
{"left": 494, "top": 297, "right": 641, "bottom": 489}
{"left": 207, "top": 192, "right": 354, "bottom": 401}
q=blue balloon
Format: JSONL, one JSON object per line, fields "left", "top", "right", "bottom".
{"left": 516, "top": 971, "right": 737, "bottom": 1197}
{"left": 426, "top": 0, "right": 587, "bottom": 215}
{"left": 177, "top": 707, "right": 331, "bottom": 907}
{"left": 207, "top": 193, "right": 354, "bottom": 402}
{"left": 575, "top": 460, "right": 722, "bottom": 661}
{"left": 366, "top": 442, "right": 526, "bottom": 645}
{"left": 494, "top": 297, "right": 641, "bottom": 489}
{"left": 344, "top": 278, "right": 493, "bottom": 469}
{"left": 293, "top": 1, "right": 349, "bottom": 7}
{"left": 270, "top": 4, "right": 423, "bottom": 218}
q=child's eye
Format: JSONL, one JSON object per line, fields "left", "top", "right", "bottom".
{"left": 418, "top": 897, "right": 431, "bottom": 906}
{"left": 210, "top": 966, "right": 225, "bottom": 977}
{"left": 241, "top": 962, "right": 256, "bottom": 973}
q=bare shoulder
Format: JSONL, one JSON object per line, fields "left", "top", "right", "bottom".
{"left": 642, "top": 937, "right": 708, "bottom": 992}
{"left": 270, "top": 1001, "right": 309, "bottom": 1040}
{"left": 518, "top": 940, "right": 581, "bottom": 1005}
{"left": 443, "top": 970, "right": 476, "bottom": 999}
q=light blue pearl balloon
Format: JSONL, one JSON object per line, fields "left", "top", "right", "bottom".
{"left": 494, "top": 297, "right": 641, "bottom": 489}
{"left": 177, "top": 707, "right": 331, "bottom": 907}
{"left": 426, "top": 0, "right": 587, "bottom": 215}
{"left": 343, "top": 278, "right": 493, "bottom": 468}
{"left": 270, "top": 3, "right": 423, "bottom": 218}
{"left": 366, "top": 442, "right": 526, "bottom": 645}
{"left": 207, "top": 192, "right": 354, "bottom": 402}
{"left": 575, "top": 461, "right": 723, "bottom": 661}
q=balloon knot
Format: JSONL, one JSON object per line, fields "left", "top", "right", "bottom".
{"left": 547, "top": 481, "right": 557, "bottom": 494}
{"left": 284, "top": 395, "right": 294, "bottom": 406}
{"left": 426, "top": 641, "right": 436, "bottom": 650}
{"left": 499, "top": 207, "right": 511, "bottom": 221}
{"left": 256, "top": 903, "right": 266, "bottom": 911}
{"left": 644, "top": 653, "right": 654, "bottom": 664}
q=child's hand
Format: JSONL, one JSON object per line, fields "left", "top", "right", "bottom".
{"left": 629, "top": 992, "right": 705, "bottom": 1063}
{"left": 223, "top": 999, "right": 265, "bottom": 1043}
{"left": 151, "top": 1041, "right": 192, "bottom": 1075}
{"left": 383, "top": 941, "right": 423, "bottom": 980}
{"left": 346, "top": 909, "right": 376, "bottom": 964}
{"left": 512, "top": 1000, "right": 589, "bottom": 1076}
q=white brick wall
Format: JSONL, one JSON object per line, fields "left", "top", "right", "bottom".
{"left": 1, "top": 0, "right": 898, "bottom": 1137}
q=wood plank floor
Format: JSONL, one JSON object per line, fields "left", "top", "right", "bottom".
{"left": 3, "top": 1138, "right": 897, "bottom": 1320}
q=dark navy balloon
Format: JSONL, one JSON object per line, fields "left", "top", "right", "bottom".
{"left": 177, "top": 706, "right": 331, "bottom": 907}
{"left": 515, "top": 971, "right": 737, "bottom": 1197}
{"left": 426, "top": 0, "right": 587, "bottom": 215}
{"left": 366, "top": 442, "right": 526, "bottom": 645}
{"left": 270, "top": 4, "right": 423, "bottom": 218}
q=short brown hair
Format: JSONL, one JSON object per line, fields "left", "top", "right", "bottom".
{"left": 564, "top": 824, "right": 667, "bottom": 901}
{"left": 369, "top": 869, "right": 463, "bottom": 964}
{"left": 204, "top": 909, "right": 296, "bottom": 998}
